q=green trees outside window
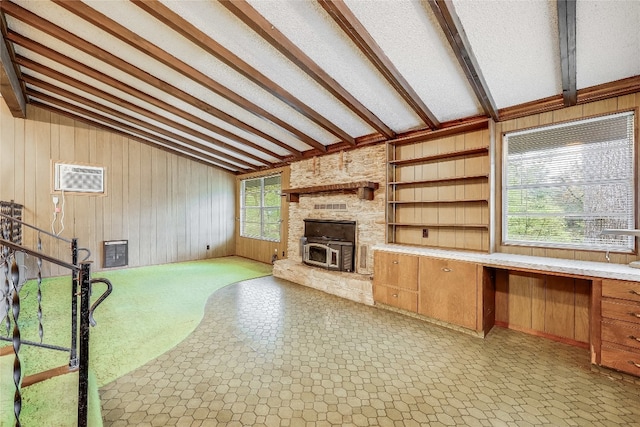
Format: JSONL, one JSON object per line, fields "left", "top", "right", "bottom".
{"left": 241, "top": 175, "right": 281, "bottom": 241}
{"left": 503, "top": 112, "right": 635, "bottom": 252}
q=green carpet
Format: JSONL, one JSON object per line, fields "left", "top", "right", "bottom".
{"left": 1, "top": 371, "right": 103, "bottom": 427}
{"left": 0, "top": 256, "right": 272, "bottom": 426}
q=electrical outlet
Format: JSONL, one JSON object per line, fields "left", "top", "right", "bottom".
{"left": 206, "top": 245, "right": 210, "bottom": 250}
{"left": 52, "top": 195, "right": 59, "bottom": 205}
{"left": 422, "top": 228, "right": 429, "bottom": 238}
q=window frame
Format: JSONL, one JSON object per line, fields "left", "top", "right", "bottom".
{"left": 501, "top": 110, "right": 637, "bottom": 253}
{"left": 240, "top": 174, "right": 282, "bottom": 242}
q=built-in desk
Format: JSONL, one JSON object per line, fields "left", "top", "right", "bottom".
{"left": 372, "top": 244, "right": 640, "bottom": 378}
{"left": 374, "top": 244, "right": 640, "bottom": 281}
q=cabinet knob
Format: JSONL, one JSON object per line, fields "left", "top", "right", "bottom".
{"left": 629, "top": 335, "right": 640, "bottom": 343}
{"left": 392, "top": 293, "right": 398, "bottom": 298}
{"left": 630, "top": 361, "right": 640, "bottom": 369}
{"left": 392, "top": 260, "right": 399, "bottom": 264}
{"left": 631, "top": 289, "right": 640, "bottom": 296}
{"left": 630, "top": 312, "right": 640, "bottom": 319}
{"left": 442, "top": 267, "right": 452, "bottom": 272}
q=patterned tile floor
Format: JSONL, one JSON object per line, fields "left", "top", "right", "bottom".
{"left": 100, "top": 276, "right": 640, "bottom": 426}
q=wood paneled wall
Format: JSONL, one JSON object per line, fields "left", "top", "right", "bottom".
{"left": 495, "top": 93, "right": 640, "bottom": 264}
{"left": 494, "top": 270, "right": 591, "bottom": 346}
{"left": 1, "top": 102, "right": 236, "bottom": 277}
{"left": 234, "top": 167, "right": 290, "bottom": 264}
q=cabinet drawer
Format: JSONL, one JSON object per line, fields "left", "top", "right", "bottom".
{"left": 601, "top": 299, "right": 640, "bottom": 325}
{"left": 374, "top": 285, "right": 418, "bottom": 312}
{"left": 601, "top": 346, "right": 640, "bottom": 377}
{"left": 601, "top": 320, "right": 640, "bottom": 350}
{"left": 373, "top": 252, "right": 418, "bottom": 291}
{"left": 602, "top": 279, "right": 640, "bottom": 303}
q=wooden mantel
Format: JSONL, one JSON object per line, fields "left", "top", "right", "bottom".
{"left": 282, "top": 181, "right": 379, "bottom": 202}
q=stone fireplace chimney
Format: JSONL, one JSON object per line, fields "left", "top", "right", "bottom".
{"left": 283, "top": 145, "right": 386, "bottom": 275}
{"left": 272, "top": 145, "right": 386, "bottom": 305}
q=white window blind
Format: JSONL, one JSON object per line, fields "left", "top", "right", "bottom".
{"left": 503, "top": 111, "right": 635, "bottom": 252}
{"left": 240, "top": 174, "right": 281, "bottom": 242}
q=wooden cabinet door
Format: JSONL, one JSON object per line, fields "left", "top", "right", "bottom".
{"left": 418, "top": 257, "right": 478, "bottom": 329}
{"left": 373, "top": 252, "right": 418, "bottom": 290}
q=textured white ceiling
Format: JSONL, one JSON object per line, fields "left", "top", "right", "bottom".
{"left": 14, "top": 0, "right": 329, "bottom": 152}
{"left": 2, "top": 0, "right": 638, "bottom": 171}
{"left": 453, "top": 0, "right": 561, "bottom": 109}
{"left": 18, "top": 47, "right": 285, "bottom": 163}
{"left": 9, "top": 17, "right": 295, "bottom": 161}
{"left": 576, "top": 1, "right": 640, "bottom": 89}
{"left": 247, "top": 0, "right": 423, "bottom": 133}
{"left": 160, "top": 0, "right": 375, "bottom": 139}
{"left": 344, "top": 0, "right": 482, "bottom": 122}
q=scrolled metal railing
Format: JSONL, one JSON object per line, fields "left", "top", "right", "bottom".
{"left": 0, "top": 210, "right": 108, "bottom": 427}
{"left": 89, "top": 278, "right": 113, "bottom": 327}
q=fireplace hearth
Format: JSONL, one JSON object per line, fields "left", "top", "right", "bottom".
{"left": 302, "top": 219, "right": 356, "bottom": 272}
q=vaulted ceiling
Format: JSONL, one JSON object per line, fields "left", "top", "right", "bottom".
{"left": 1, "top": 0, "right": 639, "bottom": 173}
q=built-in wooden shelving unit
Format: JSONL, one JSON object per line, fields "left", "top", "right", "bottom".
{"left": 386, "top": 126, "right": 491, "bottom": 252}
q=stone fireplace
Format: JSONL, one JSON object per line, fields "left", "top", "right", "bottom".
{"left": 302, "top": 219, "right": 356, "bottom": 272}
{"left": 272, "top": 145, "right": 386, "bottom": 305}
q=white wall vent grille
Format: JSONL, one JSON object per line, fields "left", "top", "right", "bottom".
{"left": 54, "top": 163, "right": 105, "bottom": 193}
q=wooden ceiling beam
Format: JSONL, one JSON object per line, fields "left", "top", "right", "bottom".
{"left": 29, "top": 100, "right": 247, "bottom": 173}
{"left": 17, "top": 55, "right": 277, "bottom": 166}
{"left": 221, "top": 0, "right": 395, "bottom": 138}
{"left": 318, "top": 0, "right": 440, "bottom": 130}
{"left": 0, "top": 11, "right": 25, "bottom": 117}
{"left": 22, "top": 76, "right": 268, "bottom": 169}
{"left": 557, "top": 0, "right": 577, "bottom": 107}
{"left": 27, "top": 90, "right": 253, "bottom": 172}
{"left": 5, "top": 31, "right": 286, "bottom": 162}
{"left": 50, "top": 0, "right": 312, "bottom": 156}
{"left": 131, "top": 0, "right": 354, "bottom": 146}
{"left": 0, "top": 1, "right": 303, "bottom": 157}
{"left": 27, "top": 87, "right": 260, "bottom": 170}
{"left": 427, "top": 0, "right": 499, "bottom": 122}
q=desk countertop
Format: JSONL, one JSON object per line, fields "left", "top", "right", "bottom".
{"left": 373, "top": 244, "right": 640, "bottom": 282}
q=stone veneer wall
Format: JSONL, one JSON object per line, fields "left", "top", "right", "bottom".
{"left": 273, "top": 143, "right": 385, "bottom": 305}
{"left": 286, "top": 144, "right": 386, "bottom": 274}
{"left": 272, "top": 259, "right": 375, "bottom": 305}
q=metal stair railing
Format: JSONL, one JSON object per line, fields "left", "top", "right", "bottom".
{"left": 1, "top": 211, "right": 111, "bottom": 427}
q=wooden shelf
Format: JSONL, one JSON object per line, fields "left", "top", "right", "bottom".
{"left": 388, "top": 174, "right": 489, "bottom": 186}
{"left": 389, "top": 199, "right": 488, "bottom": 204}
{"left": 388, "top": 223, "right": 489, "bottom": 229}
{"left": 389, "top": 146, "right": 488, "bottom": 166}
{"left": 386, "top": 127, "right": 490, "bottom": 251}
{"left": 282, "top": 181, "right": 379, "bottom": 202}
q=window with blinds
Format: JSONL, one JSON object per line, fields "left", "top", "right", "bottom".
{"left": 503, "top": 111, "right": 636, "bottom": 252}
{"left": 240, "top": 174, "right": 281, "bottom": 242}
